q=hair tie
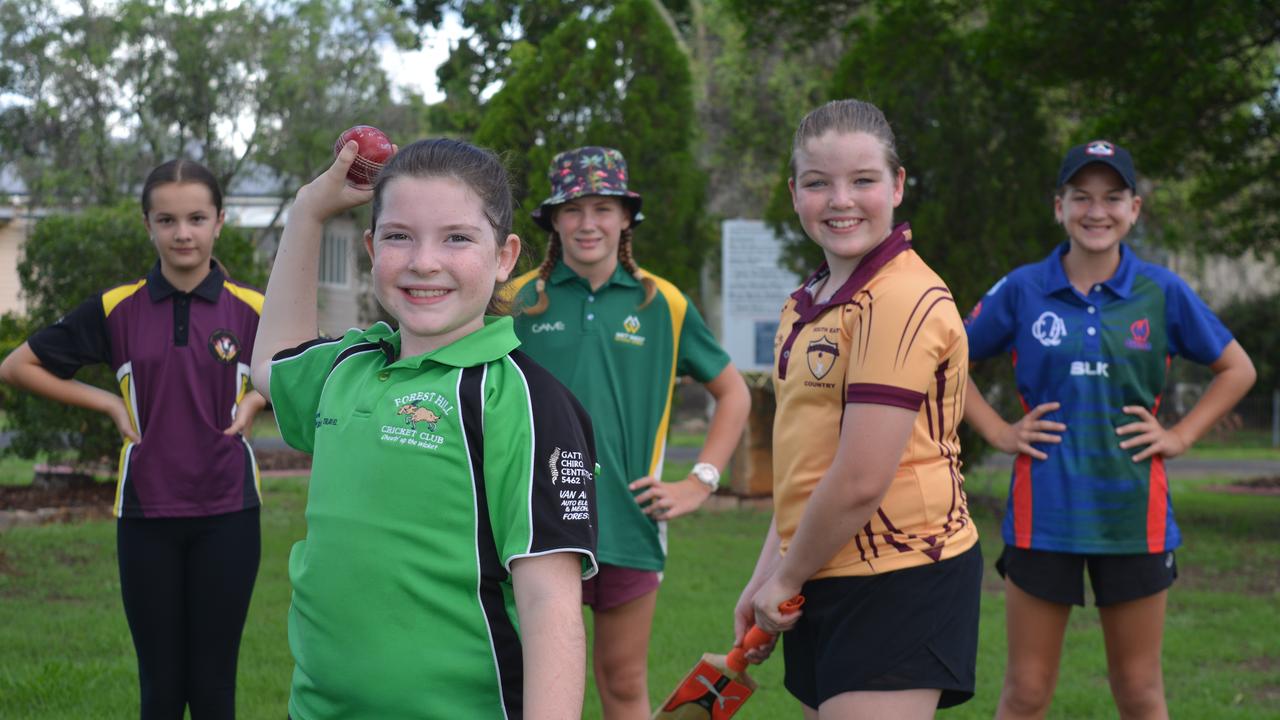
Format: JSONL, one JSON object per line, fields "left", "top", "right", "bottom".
{"left": 535, "top": 278, "right": 546, "bottom": 292}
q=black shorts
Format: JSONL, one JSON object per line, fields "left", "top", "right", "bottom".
{"left": 995, "top": 545, "right": 1177, "bottom": 607}
{"left": 782, "top": 543, "right": 982, "bottom": 710}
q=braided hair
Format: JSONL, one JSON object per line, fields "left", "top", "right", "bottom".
{"left": 520, "top": 225, "right": 656, "bottom": 316}
{"left": 618, "top": 227, "right": 656, "bottom": 309}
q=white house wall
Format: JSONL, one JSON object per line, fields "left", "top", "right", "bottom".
{"left": 0, "top": 217, "right": 27, "bottom": 316}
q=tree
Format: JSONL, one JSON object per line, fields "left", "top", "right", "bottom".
{"left": 400, "top": 0, "right": 850, "bottom": 288}
{"left": 471, "top": 0, "right": 708, "bottom": 288}
{"left": 0, "top": 0, "right": 421, "bottom": 229}
{"left": 740, "top": 0, "right": 1280, "bottom": 261}
{"left": 0, "top": 203, "right": 265, "bottom": 467}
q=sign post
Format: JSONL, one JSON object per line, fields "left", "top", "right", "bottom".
{"left": 721, "top": 220, "right": 800, "bottom": 497}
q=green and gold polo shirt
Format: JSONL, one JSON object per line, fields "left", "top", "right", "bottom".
{"left": 506, "top": 262, "right": 731, "bottom": 571}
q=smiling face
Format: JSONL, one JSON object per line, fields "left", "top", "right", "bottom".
{"left": 789, "top": 130, "right": 905, "bottom": 277}
{"left": 364, "top": 175, "right": 520, "bottom": 357}
{"left": 143, "top": 181, "right": 224, "bottom": 288}
{"left": 1055, "top": 164, "right": 1142, "bottom": 256}
{"left": 551, "top": 195, "right": 631, "bottom": 280}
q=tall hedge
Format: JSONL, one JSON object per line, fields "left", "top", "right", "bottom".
{"left": 472, "top": 0, "right": 707, "bottom": 291}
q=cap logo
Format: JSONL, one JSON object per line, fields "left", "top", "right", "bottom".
{"left": 1086, "top": 141, "right": 1115, "bottom": 157}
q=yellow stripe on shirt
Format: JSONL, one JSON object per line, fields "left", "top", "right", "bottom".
{"left": 642, "top": 270, "right": 687, "bottom": 477}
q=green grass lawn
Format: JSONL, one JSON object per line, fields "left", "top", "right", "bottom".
{"left": 1, "top": 466, "right": 1278, "bottom": 718}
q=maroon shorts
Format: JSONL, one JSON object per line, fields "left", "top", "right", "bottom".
{"left": 581, "top": 563, "right": 661, "bottom": 612}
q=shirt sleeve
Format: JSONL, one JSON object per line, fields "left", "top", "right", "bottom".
{"left": 964, "top": 274, "right": 1019, "bottom": 361}
{"left": 1164, "top": 275, "right": 1233, "bottom": 364}
{"left": 268, "top": 329, "right": 366, "bottom": 454}
{"left": 486, "top": 353, "right": 599, "bottom": 579}
{"left": 675, "top": 296, "right": 732, "bottom": 382}
{"left": 26, "top": 295, "right": 112, "bottom": 379}
{"left": 845, "top": 283, "right": 961, "bottom": 409}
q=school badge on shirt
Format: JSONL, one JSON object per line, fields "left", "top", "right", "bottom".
{"left": 807, "top": 335, "right": 839, "bottom": 380}
{"left": 208, "top": 329, "right": 241, "bottom": 364}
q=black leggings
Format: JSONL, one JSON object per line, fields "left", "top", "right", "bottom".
{"left": 117, "top": 507, "right": 261, "bottom": 720}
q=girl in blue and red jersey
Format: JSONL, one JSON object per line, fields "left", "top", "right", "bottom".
{"left": 963, "top": 140, "right": 1255, "bottom": 719}
{"left": 0, "top": 159, "right": 265, "bottom": 719}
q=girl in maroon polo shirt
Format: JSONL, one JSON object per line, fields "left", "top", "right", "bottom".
{"left": 0, "top": 159, "right": 266, "bottom": 720}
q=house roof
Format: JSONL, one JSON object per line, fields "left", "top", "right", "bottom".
{"left": 0, "top": 162, "right": 291, "bottom": 227}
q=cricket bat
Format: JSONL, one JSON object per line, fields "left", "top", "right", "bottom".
{"left": 652, "top": 596, "right": 804, "bottom": 720}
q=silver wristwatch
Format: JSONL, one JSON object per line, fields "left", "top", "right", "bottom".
{"left": 691, "top": 462, "right": 720, "bottom": 492}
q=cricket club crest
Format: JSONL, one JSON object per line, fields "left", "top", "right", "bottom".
{"left": 207, "top": 329, "right": 240, "bottom": 364}
{"left": 397, "top": 402, "right": 441, "bottom": 432}
{"left": 807, "top": 335, "right": 840, "bottom": 380}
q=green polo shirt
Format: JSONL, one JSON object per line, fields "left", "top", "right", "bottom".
{"left": 271, "top": 317, "right": 598, "bottom": 720}
{"left": 507, "top": 263, "right": 731, "bottom": 571}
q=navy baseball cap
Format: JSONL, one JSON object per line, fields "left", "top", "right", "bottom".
{"left": 1057, "top": 140, "right": 1137, "bottom": 191}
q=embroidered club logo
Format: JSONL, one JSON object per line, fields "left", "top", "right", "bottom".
{"left": 1125, "top": 317, "right": 1152, "bottom": 350}
{"left": 806, "top": 335, "right": 839, "bottom": 380}
{"left": 397, "top": 402, "right": 441, "bottom": 431}
{"left": 1086, "top": 140, "right": 1115, "bottom": 157}
{"left": 208, "top": 329, "right": 240, "bottom": 364}
{"left": 615, "top": 314, "right": 646, "bottom": 346}
{"left": 382, "top": 391, "right": 453, "bottom": 450}
{"left": 1032, "top": 311, "right": 1068, "bottom": 347}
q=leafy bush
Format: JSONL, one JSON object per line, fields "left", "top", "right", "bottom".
{"left": 2, "top": 200, "right": 266, "bottom": 468}
{"left": 1217, "top": 291, "right": 1278, "bottom": 397}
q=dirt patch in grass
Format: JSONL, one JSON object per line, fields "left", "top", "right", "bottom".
{"left": 1206, "top": 476, "right": 1280, "bottom": 495}
{"left": 255, "top": 448, "right": 312, "bottom": 473}
{"left": 0, "top": 450, "right": 311, "bottom": 528}
{"left": 0, "top": 480, "right": 115, "bottom": 512}
{"left": 1236, "top": 657, "right": 1280, "bottom": 705}
{"left": 1176, "top": 560, "right": 1280, "bottom": 596}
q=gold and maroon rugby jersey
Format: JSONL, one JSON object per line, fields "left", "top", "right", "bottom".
{"left": 772, "top": 223, "right": 977, "bottom": 578}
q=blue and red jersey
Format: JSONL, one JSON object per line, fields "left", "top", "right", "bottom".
{"left": 27, "top": 262, "right": 263, "bottom": 519}
{"left": 965, "top": 243, "right": 1232, "bottom": 554}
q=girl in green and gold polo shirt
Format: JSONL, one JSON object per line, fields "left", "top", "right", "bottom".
{"left": 507, "top": 145, "right": 750, "bottom": 718}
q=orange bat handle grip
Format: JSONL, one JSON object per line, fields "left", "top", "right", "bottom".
{"left": 725, "top": 595, "right": 804, "bottom": 673}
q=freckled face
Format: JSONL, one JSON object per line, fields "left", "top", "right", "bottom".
{"left": 1054, "top": 164, "right": 1142, "bottom": 256}
{"left": 789, "top": 130, "right": 905, "bottom": 274}
{"left": 365, "top": 176, "right": 520, "bottom": 357}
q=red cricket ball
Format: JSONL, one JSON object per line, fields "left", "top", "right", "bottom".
{"left": 334, "top": 125, "right": 394, "bottom": 188}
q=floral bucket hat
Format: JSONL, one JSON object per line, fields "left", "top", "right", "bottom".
{"left": 531, "top": 146, "right": 645, "bottom": 231}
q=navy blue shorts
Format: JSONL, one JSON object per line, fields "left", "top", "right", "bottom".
{"left": 996, "top": 545, "right": 1177, "bottom": 607}
{"left": 782, "top": 543, "right": 982, "bottom": 709}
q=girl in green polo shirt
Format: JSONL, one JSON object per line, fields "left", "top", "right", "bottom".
{"left": 506, "top": 146, "right": 751, "bottom": 717}
{"left": 252, "top": 138, "right": 600, "bottom": 719}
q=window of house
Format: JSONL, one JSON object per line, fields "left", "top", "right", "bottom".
{"left": 319, "top": 228, "right": 349, "bottom": 286}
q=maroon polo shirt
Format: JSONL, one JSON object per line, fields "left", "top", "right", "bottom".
{"left": 28, "top": 261, "right": 263, "bottom": 518}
